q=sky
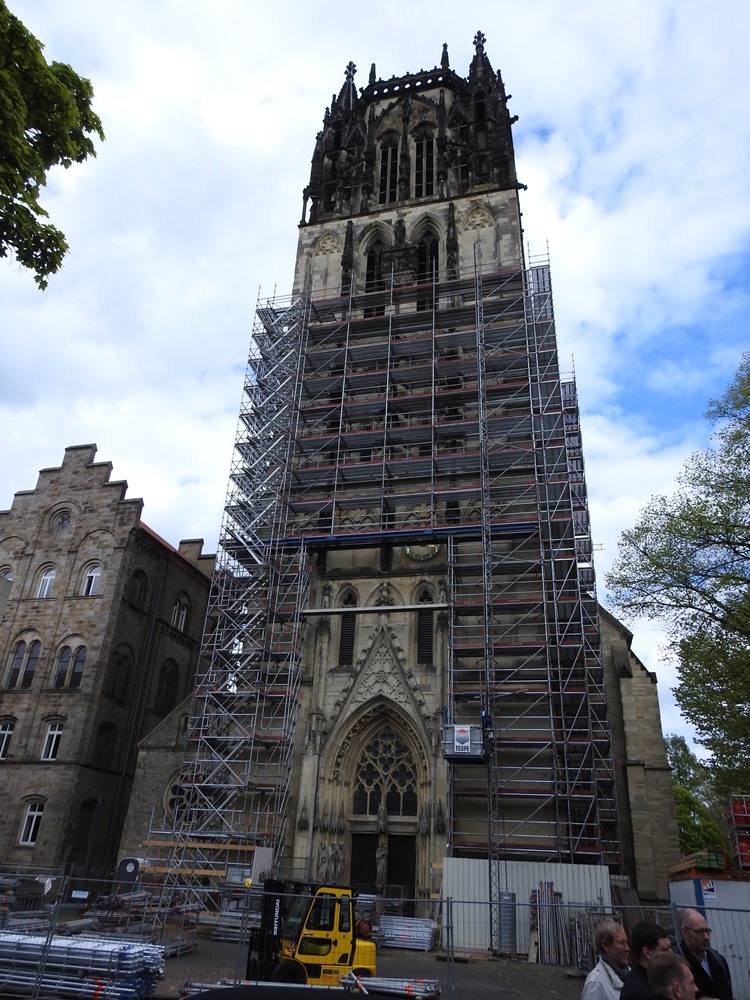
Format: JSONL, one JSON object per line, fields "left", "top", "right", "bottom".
{"left": 2, "top": 0, "right": 749, "bottom": 749}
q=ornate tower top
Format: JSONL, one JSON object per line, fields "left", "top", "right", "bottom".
{"left": 301, "top": 33, "right": 519, "bottom": 226}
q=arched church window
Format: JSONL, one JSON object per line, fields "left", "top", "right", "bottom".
{"left": 417, "top": 588, "right": 434, "bottom": 665}
{"left": 338, "top": 592, "right": 357, "bottom": 666}
{"left": 378, "top": 139, "right": 399, "bottom": 204}
{"left": 364, "top": 238, "right": 386, "bottom": 318}
{"left": 416, "top": 229, "right": 439, "bottom": 311}
{"left": 474, "top": 91, "right": 486, "bottom": 123}
{"left": 352, "top": 725, "right": 418, "bottom": 817}
{"left": 415, "top": 135, "right": 434, "bottom": 198}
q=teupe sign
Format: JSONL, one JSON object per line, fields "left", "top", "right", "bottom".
{"left": 454, "top": 725, "right": 472, "bottom": 753}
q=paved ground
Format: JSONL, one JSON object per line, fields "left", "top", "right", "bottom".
{"left": 154, "top": 939, "right": 587, "bottom": 1000}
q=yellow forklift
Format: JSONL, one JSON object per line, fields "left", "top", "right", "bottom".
{"left": 270, "top": 883, "right": 376, "bottom": 984}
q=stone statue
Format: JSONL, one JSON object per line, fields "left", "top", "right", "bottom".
{"left": 376, "top": 837, "right": 388, "bottom": 889}
{"left": 317, "top": 842, "right": 329, "bottom": 882}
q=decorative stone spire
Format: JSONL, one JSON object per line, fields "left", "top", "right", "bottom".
{"left": 474, "top": 30, "right": 486, "bottom": 54}
{"left": 343, "top": 61, "right": 357, "bottom": 111}
{"left": 440, "top": 43, "right": 449, "bottom": 70}
{"left": 369, "top": 63, "right": 376, "bottom": 85}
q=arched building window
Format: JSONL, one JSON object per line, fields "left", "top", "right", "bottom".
{"left": 417, "top": 588, "right": 434, "bottom": 665}
{"left": 171, "top": 594, "right": 189, "bottom": 632}
{"left": 126, "top": 570, "right": 147, "bottom": 608}
{"left": 352, "top": 725, "right": 417, "bottom": 817}
{"left": 82, "top": 564, "right": 102, "bottom": 596}
{"left": 106, "top": 645, "right": 133, "bottom": 700}
{"left": 338, "top": 592, "right": 357, "bottom": 666}
{"left": 154, "top": 659, "right": 179, "bottom": 715}
{"left": 53, "top": 645, "right": 86, "bottom": 688}
{"left": 378, "top": 139, "right": 399, "bottom": 204}
{"left": 5, "top": 639, "right": 41, "bottom": 690}
{"left": 415, "top": 134, "right": 435, "bottom": 198}
{"left": 19, "top": 801, "right": 45, "bottom": 845}
{"left": 416, "top": 229, "right": 439, "bottom": 311}
{"left": 36, "top": 568, "right": 55, "bottom": 599}
{"left": 0, "top": 718, "right": 15, "bottom": 758}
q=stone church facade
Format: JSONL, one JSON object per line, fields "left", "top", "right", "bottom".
{"left": 122, "top": 35, "right": 679, "bottom": 903}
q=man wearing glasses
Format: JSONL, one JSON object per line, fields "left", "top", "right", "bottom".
{"left": 678, "top": 908, "right": 733, "bottom": 1000}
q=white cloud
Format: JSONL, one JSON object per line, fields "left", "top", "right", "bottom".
{"left": 2, "top": 0, "right": 747, "bottom": 757}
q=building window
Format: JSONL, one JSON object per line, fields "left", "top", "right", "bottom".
{"left": 69, "top": 646, "right": 86, "bottom": 689}
{"left": 378, "top": 140, "right": 399, "bottom": 204}
{"left": 0, "top": 720, "right": 15, "bottom": 759}
{"left": 82, "top": 564, "right": 102, "bottom": 596}
{"left": 415, "top": 136, "right": 435, "bottom": 197}
{"left": 54, "top": 645, "right": 86, "bottom": 689}
{"left": 41, "top": 721, "right": 64, "bottom": 760}
{"left": 171, "top": 595, "right": 189, "bottom": 632}
{"left": 53, "top": 647, "right": 71, "bottom": 688}
{"left": 416, "top": 229, "right": 439, "bottom": 311}
{"left": 5, "top": 639, "right": 41, "bottom": 690}
{"left": 20, "top": 802, "right": 45, "bottom": 845}
{"left": 417, "top": 588, "right": 434, "bottom": 665}
{"left": 339, "top": 592, "right": 357, "bottom": 666}
{"left": 352, "top": 725, "right": 417, "bottom": 817}
{"left": 154, "top": 659, "right": 179, "bottom": 715}
{"left": 36, "top": 568, "right": 55, "bottom": 599}
{"left": 126, "top": 570, "right": 147, "bottom": 608}
{"left": 106, "top": 646, "right": 132, "bottom": 700}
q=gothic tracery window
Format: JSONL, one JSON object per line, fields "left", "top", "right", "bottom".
{"left": 352, "top": 725, "right": 418, "bottom": 817}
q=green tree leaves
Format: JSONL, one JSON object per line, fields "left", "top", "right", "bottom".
{"left": 0, "top": 1, "right": 104, "bottom": 287}
{"left": 607, "top": 355, "right": 750, "bottom": 793}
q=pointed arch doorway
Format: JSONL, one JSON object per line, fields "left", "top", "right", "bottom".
{"left": 348, "top": 722, "right": 418, "bottom": 914}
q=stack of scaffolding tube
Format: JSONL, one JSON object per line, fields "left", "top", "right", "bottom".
{"left": 0, "top": 930, "right": 164, "bottom": 998}
{"left": 377, "top": 916, "right": 436, "bottom": 951}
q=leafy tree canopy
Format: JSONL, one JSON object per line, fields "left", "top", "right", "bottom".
{"left": 672, "top": 785, "right": 726, "bottom": 857}
{"left": 0, "top": 1, "right": 104, "bottom": 287}
{"left": 607, "top": 355, "right": 750, "bottom": 792}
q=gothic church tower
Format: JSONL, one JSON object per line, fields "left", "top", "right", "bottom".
{"left": 161, "top": 33, "right": 622, "bottom": 915}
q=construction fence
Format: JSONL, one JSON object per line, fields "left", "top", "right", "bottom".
{"left": 6, "top": 868, "right": 750, "bottom": 999}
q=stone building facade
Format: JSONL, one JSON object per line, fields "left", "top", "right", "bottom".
{"left": 122, "top": 35, "right": 680, "bottom": 905}
{"left": 0, "top": 444, "right": 213, "bottom": 874}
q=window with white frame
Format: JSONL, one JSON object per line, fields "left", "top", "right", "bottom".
{"left": 171, "top": 595, "right": 189, "bottom": 632}
{"left": 41, "top": 721, "right": 64, "bottom": 760}
{"left": 20, "top": 802, "right": 45, "bottom": 845}
{"left": 36, "top": 568, "right": 55, "bottom": 599}
{"left": 0, "top": 720, "right": 15, "bottom": 759}
{"left": 82, "top": 564, "right": 102, "bottom": 596}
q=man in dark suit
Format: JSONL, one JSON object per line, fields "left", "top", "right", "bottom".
{"left": 621, "top": 921, "right": 673, "bottom": 1000}
{"left": 678, "top": 908, "right": 733, "bottom": 1000}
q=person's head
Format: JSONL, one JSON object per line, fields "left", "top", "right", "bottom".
{"left": 648, "top": 951, "right": 697, "bottom": 1000}
{"left": 595, "top": 919, "right": 629, "bottom": 968}
{"left": 630, "top": 921, "right": 672, "bottom": 968}
{"left": 679, "top": 907, "right": 712, "bottom": 959}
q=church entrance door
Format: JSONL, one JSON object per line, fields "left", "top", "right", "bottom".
{"left": 350, "top": 833, "right": 378, "bottom": 893}
{"left": 387, "top": 835, "right": 416, "bottom": 916}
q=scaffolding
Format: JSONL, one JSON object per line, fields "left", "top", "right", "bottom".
{"left": 153, "top": 249, "right": 620, "bottom": 913}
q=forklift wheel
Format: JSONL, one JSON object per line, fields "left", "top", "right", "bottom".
{"left": 352, "top": 969, "right": 372, "bottom": 978}
{"left": 272, "top": 960, "right": 307, "bottom": 984}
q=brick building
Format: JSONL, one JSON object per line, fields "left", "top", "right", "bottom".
{"left": 0, "top": 444, "right": 213, "bottom": 875}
